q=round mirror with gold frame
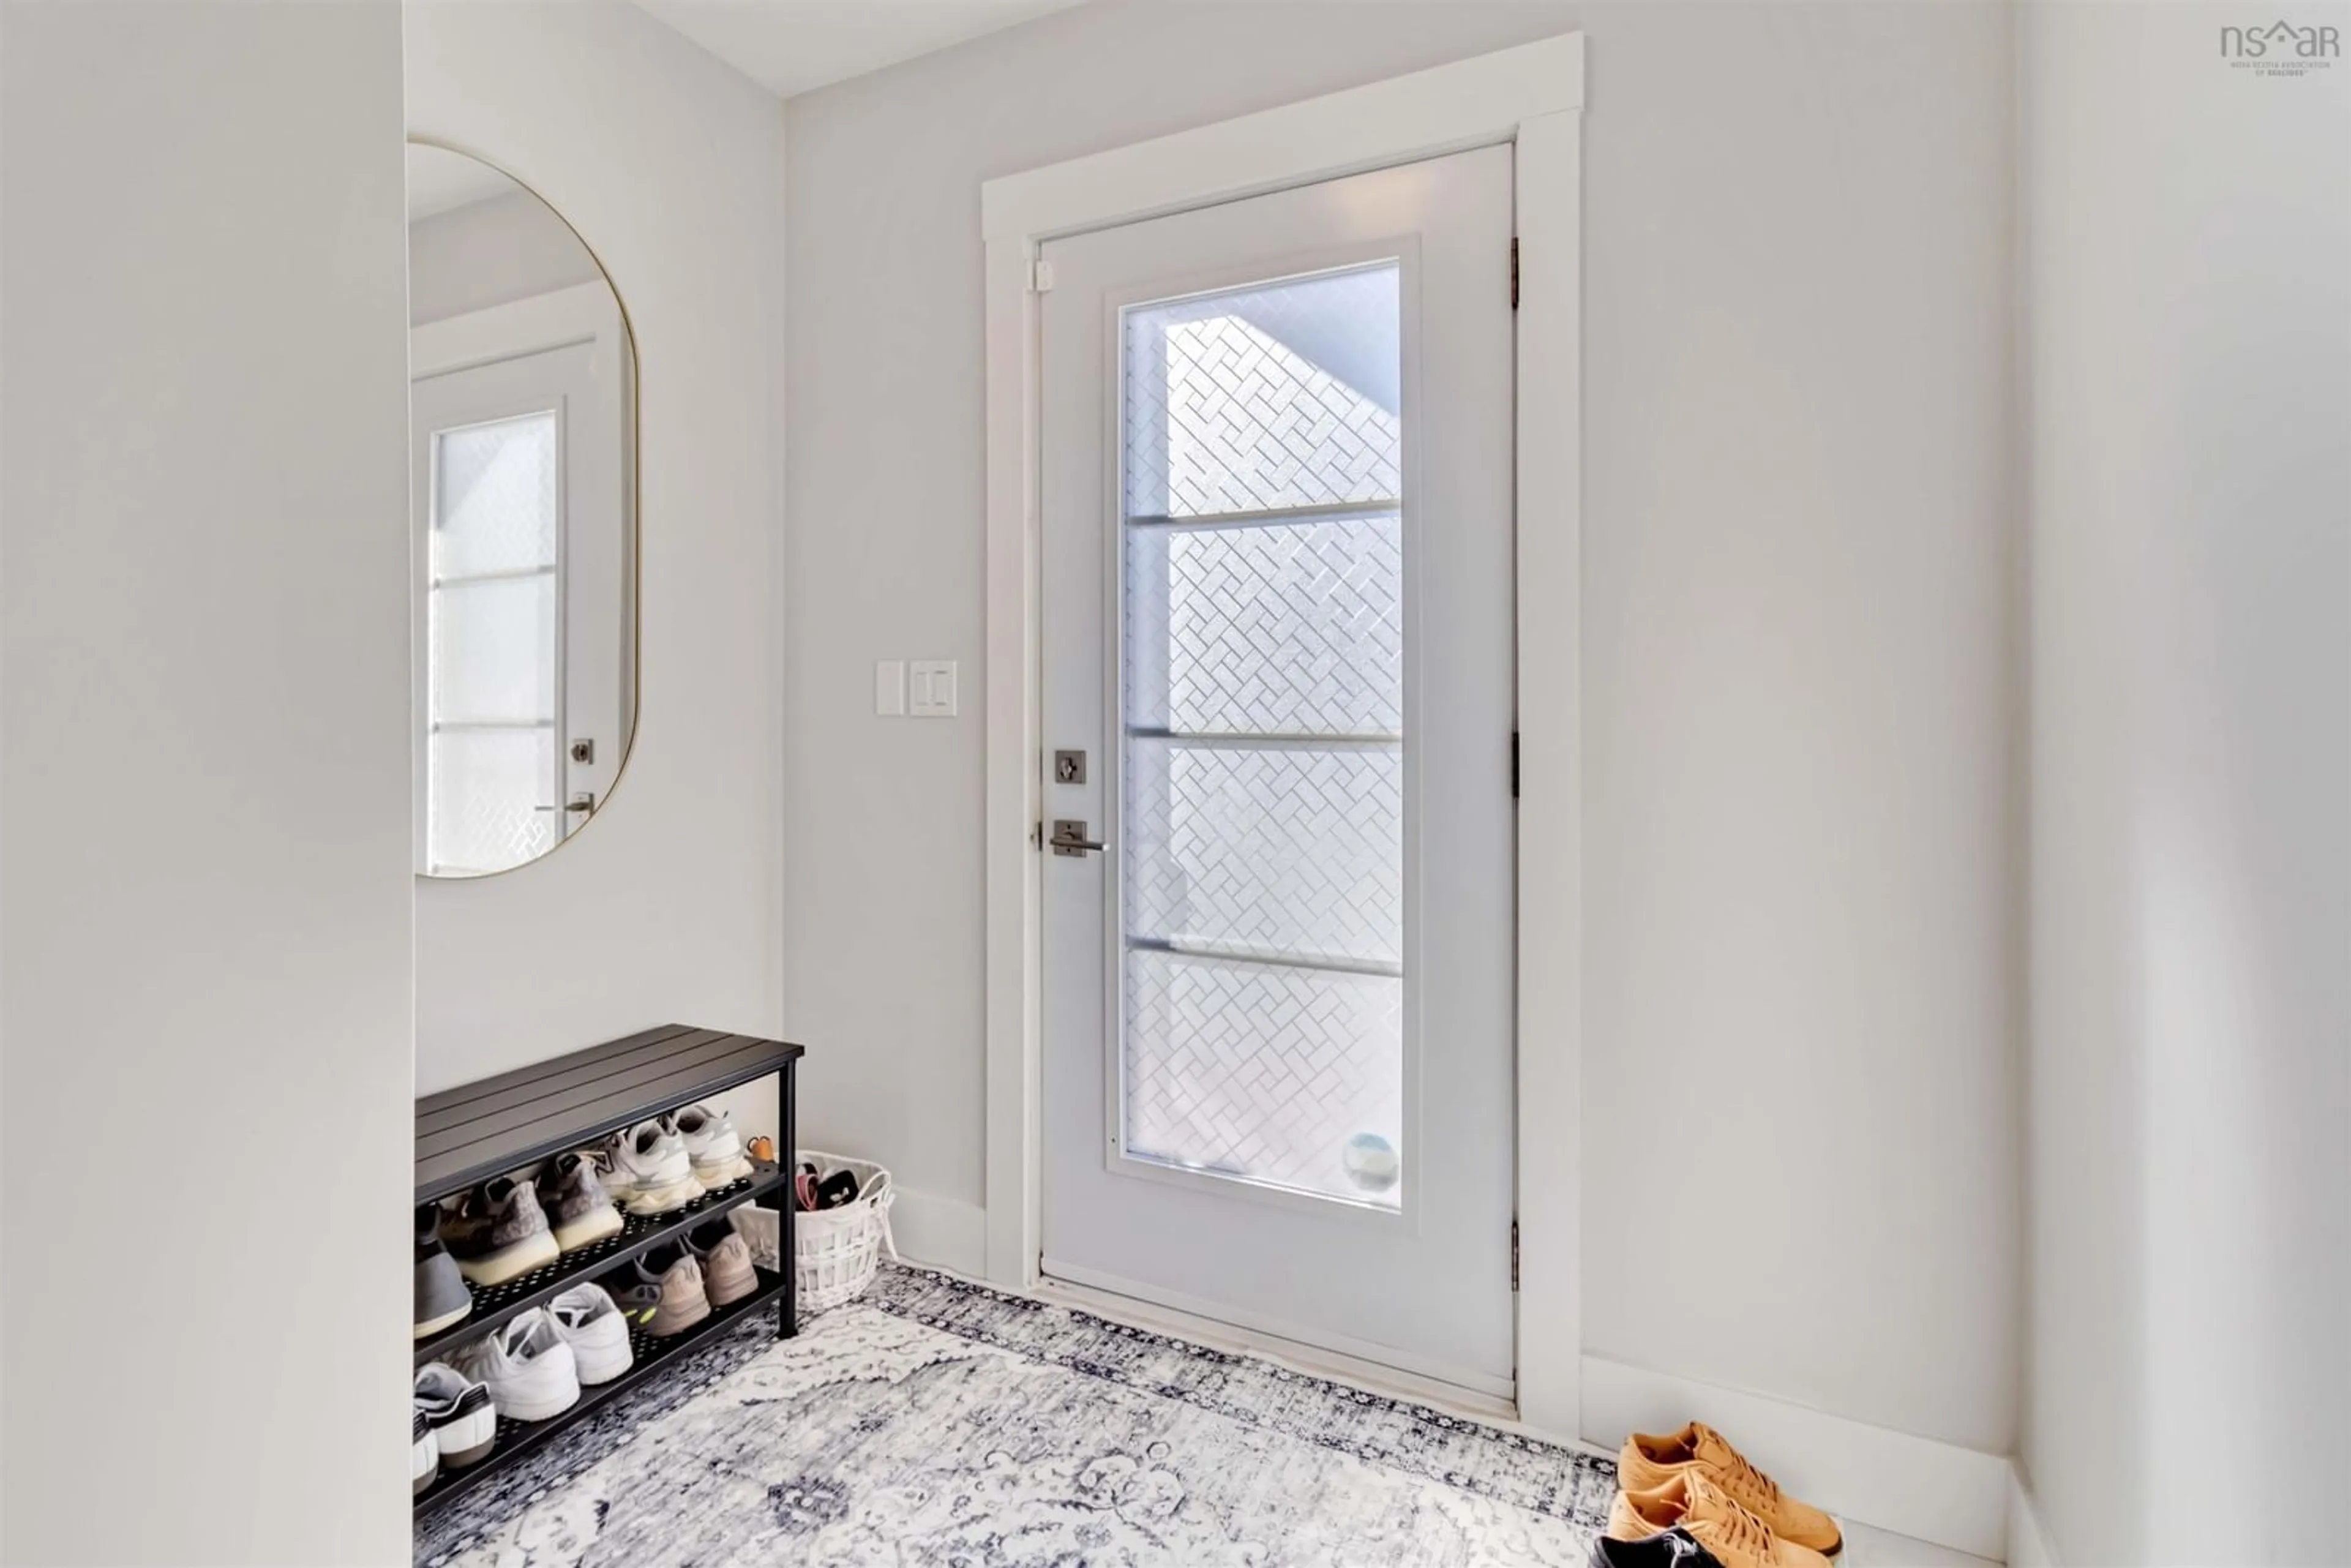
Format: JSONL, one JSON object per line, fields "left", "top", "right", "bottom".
{"left": 407, "top": 142, "right": 639, "bottom": 878}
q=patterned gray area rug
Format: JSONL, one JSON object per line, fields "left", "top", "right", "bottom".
{"left": 417, "top": 1264, "right": 1616, "bottom": 1567}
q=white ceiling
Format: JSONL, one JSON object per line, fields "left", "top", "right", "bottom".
{"left": 631, "top": 0, "right": 1086, "bottom": 100}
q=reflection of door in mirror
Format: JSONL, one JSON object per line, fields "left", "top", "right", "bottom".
{"left": 408, "top": 144, "right": 636, "bottom": 877}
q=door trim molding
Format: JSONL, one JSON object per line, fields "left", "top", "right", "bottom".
{"left": 981, "top": 32, "right": 1586, "bottom": 1438}
{"left": 981, "top": 34, "right": 1584, "bottom": 244}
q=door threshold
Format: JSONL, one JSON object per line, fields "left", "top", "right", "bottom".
{"left": 1037, "top": 1257, "right": 1518, "bottom": 1420}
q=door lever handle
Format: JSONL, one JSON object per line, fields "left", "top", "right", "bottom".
{"left": 534, "top": 795, "right": 595, "bottom": 815}
{"left": 1049, "top": 819, "right": 1104, "bottom": 857}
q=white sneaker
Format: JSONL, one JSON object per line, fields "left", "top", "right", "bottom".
{"left": 414, "top": 1361, "right": 497, "bottom": 1469}
{"left": 600, "top": 1117, "right": 703, "bottom": 1215}
{"left": 675, "top": 1103, "right": 754, "bottom": 1188}
{"left": 448, "top": 1308, "right": 580, "bottom": 1422}
{"left": 547, "top": 1284, "right": 633, "bottom": 1385}
{"left": 411, "top": 1408, "right": 438, "bottom": 1496}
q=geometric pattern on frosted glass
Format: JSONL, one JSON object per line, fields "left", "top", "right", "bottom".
{"left": 1116, "top": 261, "right": 1408, "bottom": 1207}
{"left": 430, "top": 574, "right": 555, "bottom": 724}
{"left": 427, "top": 727, "right": 558, "bottom": 876}
{"left": 433, "top": 412, "right": 558, "bottom": 578}
{"left": 1123, "top": 948, "right": 1402, "bottom": 1207}
{"left": 1123, "top": 264, "right": 1400, "bottom": 519}
{"left": 1125, "top": 740, "right": 1400, "bottom": 967}
{"left": 1125, "top": 516, "right": 1401, "bottom": 736}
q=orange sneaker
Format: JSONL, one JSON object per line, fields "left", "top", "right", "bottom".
{"left": 1618, "top": 1423, "right": 1841, "bottom": 1559}
{"left": 1608, "top": 1472, "right": 1831, "bottom": 1568}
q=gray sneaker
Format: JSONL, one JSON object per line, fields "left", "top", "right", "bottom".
{"left": 414, "top": 1204, "right": 473, "bottom": 1338}
{"left": 536, "top": 1152, "right": 624, "bottom": 1254}
{"left": 448, "top": 1176, "right": 559, "bottom": 1286}
{"left": 602, "top": 1277, "right": 664, "bottom": 1330}
{"left": 634, "top": 1245, "right": 710, "bottom": 1337}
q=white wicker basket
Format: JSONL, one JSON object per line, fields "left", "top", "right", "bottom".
{"left": 729, "top": 1150, "right": 896, "bottom": 1312}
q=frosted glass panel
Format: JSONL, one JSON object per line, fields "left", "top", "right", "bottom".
{"left": 427, "top": 728, "right": 558, "bottom": 876}
{"left": 1123, "top": 264, "right": 1401, "bottom": 519}
{"left": 1124, "top": 949, "right": 1403, "bottom": 1206}
{"left": 1117, "top": 261, "right": 1406, "bottom": 1209}
{"left": 432, "top": 575, "right": 555, "bottom": 723}
{"left": 434, "top": 413, "right": 558, "bottom": 577}
{"left": 1125, "top": 515, "right": 1401, "bottom": 736}
{"left": 425, "top": 410, "right": 560, "bottom": 875}
{"left": 1125, "top": 740, "right": 1401, "bottom": 966}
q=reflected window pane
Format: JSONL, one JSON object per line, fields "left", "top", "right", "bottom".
{"left": 434, "top": 413, "right": 558, "bottom": 577}
{"left": 432, "top": 574, "right": 555, "bottom": 722}
{"left": 426, "top": 411, "right": 560, "bottom": 874}
{"left": 426, "top": 727, "right": 558, "bottom": 876}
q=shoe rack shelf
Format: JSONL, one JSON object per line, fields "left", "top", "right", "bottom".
{"left": 412, "top": 1160, "right": 788, "bottom": 1367}
{"left": 414, "top": 1024, "right": 803, "bottom": 1518}
{"left": 413, "top": 1264, "right": 791, "bottom": 1515}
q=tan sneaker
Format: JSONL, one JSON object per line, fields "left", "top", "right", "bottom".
{"left": 634, "top": 1246, "right": 711, "bottom": 1337}
{"left": 689, "top": 1222, "right": 759, "bottom": 1307}
{"left": 1609, "top": 1472, "right": 1830, "bottom": 1568}
{"left": 1618, "top": 1423, "right": 1841, "bottom": 1558}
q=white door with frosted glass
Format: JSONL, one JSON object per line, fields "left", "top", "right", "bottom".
{"left": 1039, "top": 147, "right": 1517, "bottom": 1393}
{"left": 410, "top": 336, "right": 623, "bottom": 876}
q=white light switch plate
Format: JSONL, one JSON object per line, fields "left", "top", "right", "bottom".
{"left": 909, "top": 659, "right": 958, "bottom": 718}
{"left": 874, "top": 660, "right": 906, "bottom": 717}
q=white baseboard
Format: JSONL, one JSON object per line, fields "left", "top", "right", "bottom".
{"left": 2005, "top": 1466, "right": 2053, "bottom": 1568}
{"left": 1580, "top": 1354, "right": 2010, "bottom": 1562}
{"left": 884, "top": 1184, "right": 988, "bottom": 1278}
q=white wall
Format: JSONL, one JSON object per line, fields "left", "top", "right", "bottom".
{"left": 0, "top": 2, "right": 414, "bottom": 1561}
{"left": 2020, "top": 4, "right": 2351, "bottom": 1562}
{"left": 409, "top": 187, "right": 602, "bottom": 326}
{"left": 784, "top": 0, "right": 2020, "bottom": 1458}
{"left": 407, "top": 1, "right": 789, "bottom": 1094}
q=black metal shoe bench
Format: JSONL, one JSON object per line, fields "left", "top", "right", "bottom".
{"left": 412, "top": 1024, "right": 803, "bottom": 1516}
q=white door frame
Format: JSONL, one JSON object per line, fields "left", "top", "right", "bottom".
{"left": 981, "top": 32, "right": 1585, "bottom": 1438}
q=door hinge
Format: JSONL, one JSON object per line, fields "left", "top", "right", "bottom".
{"left": 1509, "top": 236, "right": 1520, "bottom": 310}
{"left": 1030, "top": 258, "right": 1056, "bottom": 293}
{"left": 1510, "top": 1218, "right": 1521, "bottom": 1291}
{"left": 1510, "top": 730, "right": 1521, "bottom": 799}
